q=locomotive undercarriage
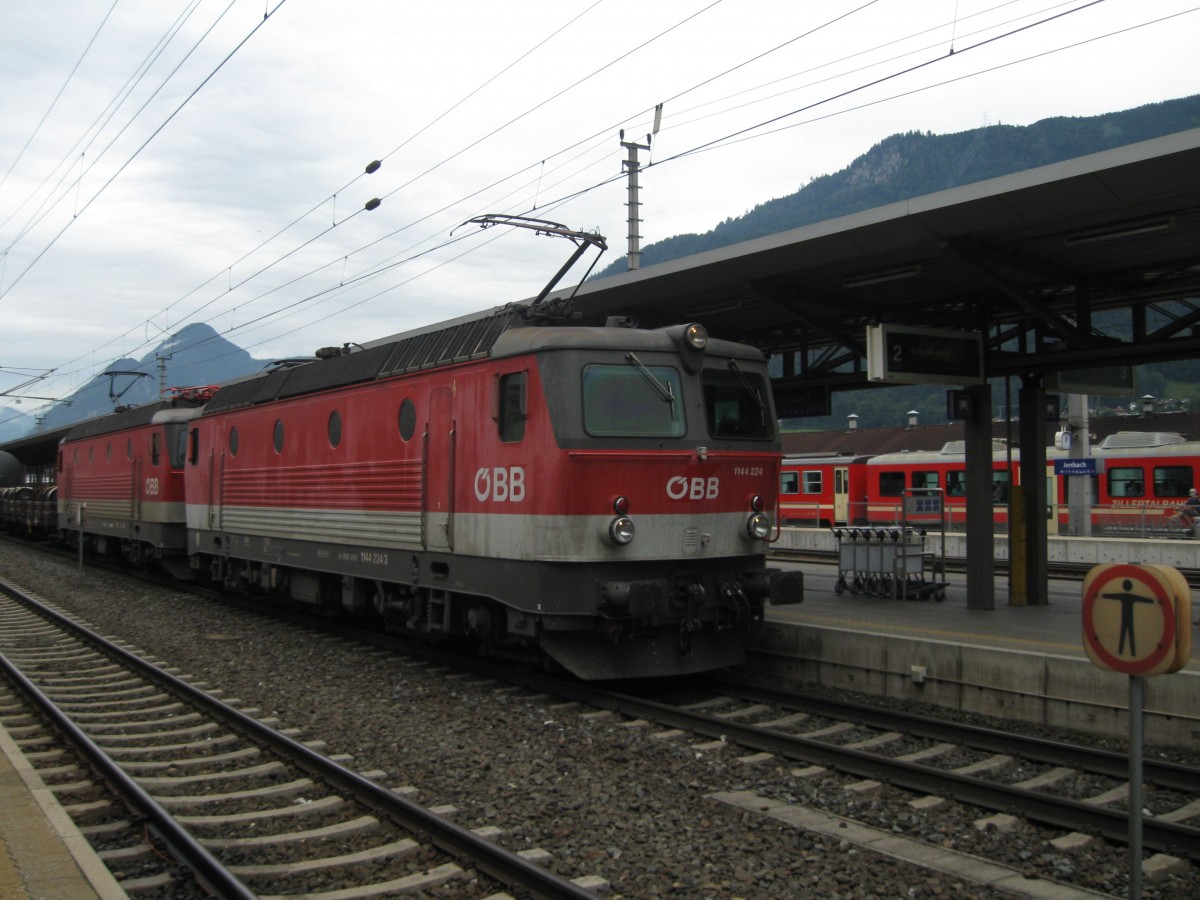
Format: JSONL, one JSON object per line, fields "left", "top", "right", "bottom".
{"left": 189, "top": 535, "right": 801, "bottom": 679}
{"left": 59, "top": 520, "right": 187, "bottom": 573}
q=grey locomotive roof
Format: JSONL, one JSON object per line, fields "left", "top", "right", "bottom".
{"left": 62, "top": 402, "right": 171, "bottom": 441}
{"left": 203, "top": 313, "right": 758, "bottom": 414}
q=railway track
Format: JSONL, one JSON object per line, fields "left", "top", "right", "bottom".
{"left": 0, "top": 576, "right": 599, "bottom": 899}
{"left": 445, "top": 662, "right": 1200, "bottom": 884}
{"left": 290, "top": 612, "right": 1200, "bottom": 876}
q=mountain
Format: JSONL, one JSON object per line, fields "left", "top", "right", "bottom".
{"left": 595, "top": 95, "right": 1200, "bottom": 278}
{"left": 0, "top": 408, "right": 35, "bottom": 443}
{"left": 33, "top": 323, "right": 263, "bottom": 433}
{"left": 593, "top": 94, "right": 1200, "bottom": 430}
{"left": 9, "top": 98, "right": 1198, "bottom": 441}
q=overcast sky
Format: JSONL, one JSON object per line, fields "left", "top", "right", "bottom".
{"left": 1, "top": 0, "right": 1197, "bottom": 415}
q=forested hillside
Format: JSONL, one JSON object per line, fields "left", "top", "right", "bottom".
{"left": 593, "top": 95, "right": 1200, "bottom": 431}
{"left": 596, "top": 95, "right": 1200, "bottom": 277}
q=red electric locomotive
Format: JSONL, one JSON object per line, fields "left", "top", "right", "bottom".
{"left": 57, "top": 397, "right": 207, "bottom": 568}
{"left": 183, "top": 309, "right": 802, "bottom": 680}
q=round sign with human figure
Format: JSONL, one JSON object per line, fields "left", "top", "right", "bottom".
{"left": 1082, "top": 564, "right": 1186, "bottom": 676}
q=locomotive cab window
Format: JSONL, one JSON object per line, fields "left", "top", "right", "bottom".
{"left": 168, "top": 425, "right": 187, "bottom": 469}
{"left": 498, "top": 372, "right": 526, "bottom": 443}
{"left": 702, "top": 367, "right": 772, "bottom": 440}
{"left": 582, "top": 363, "right": 685, "bottom": 437}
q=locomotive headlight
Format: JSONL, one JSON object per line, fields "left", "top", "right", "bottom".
{"left": 609, "top": 515, "right": 636, "bottom": 545}
{"left": 684, "top": 323, "right": 708, "bottom": 350}
{"left": 746, "top": 511, "right": 771, "bottom": 540}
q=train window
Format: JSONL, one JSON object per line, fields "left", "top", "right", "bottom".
{"left": 879, "top": 471, "right": 905, "bottom": 497}
{"left": 1107, "top": 467, "right": 1144, "bottom": 498}
{"left": 189, "top": 428, "right": 200, "bottom": 465}
{"left": 946, "top": 471, "right": 965, "bottom": 496}
{"left": 1153, "top": 466, "right": 1190, "bottom": 498}
{"left": 992, "top": 473, "right": 1010, "bottom": 504}
{"left": 229, "top": 427, "right": 239, "bottom": 457}
{"left": 273, "top": 420, "right": 285, "bottom": 454}
{"left": 328, "top": 410, "right": 342, "bottom": 449}
{"left": 151, "top": 433, "right": 161, "bottom": 467}
{"left": 127, "top": 438, "right": 133, "bottom": 460}
{"left": 582, "top": 364, "right": 685, "bottom": 437}
{"left": 499, "top": 373, "right": 526, "bottom": 442}
{"left": 802, "top": 471, "right": 822, "bottom": 494}
{"left": 912, "top": 470, "right": 939, "bottom": 490}
{"left": 701, "top": 368, "right": 773, "bottom": 440}
{"left": 398, "top": 399, "right": 416, "bottom": 441}
{"left": 168, "top": 425, "right": 187, "bottom": 469}
{"left": 780, "top": 472, "right": 799, "bottom": 494}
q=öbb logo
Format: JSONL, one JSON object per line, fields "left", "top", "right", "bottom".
{"left": 474, "top": 467, "right": 525, "bottom": 502}
{"left": 666, "top": 476, "right": 719, "bottom": 500}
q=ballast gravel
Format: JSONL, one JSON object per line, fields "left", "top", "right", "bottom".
{"left": 1, "top": 542, "right": 1196, "bottom": 899}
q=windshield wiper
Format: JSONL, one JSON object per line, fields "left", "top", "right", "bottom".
{"left": 728, "top": 360, "right": 767, "bottom": 424}
{"left": 626, "top": 352, "right": 676, "bottom": 413}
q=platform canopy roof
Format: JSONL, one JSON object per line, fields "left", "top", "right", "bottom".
{"left": 561, "top": 127, "right": 1200, "bottom": 393}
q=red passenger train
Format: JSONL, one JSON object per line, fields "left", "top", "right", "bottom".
{"left": 28, "top": 308, "right": 803, "bottom": 680}
{"left": 779, "top": 431, "right": 1200, "bottom": 535}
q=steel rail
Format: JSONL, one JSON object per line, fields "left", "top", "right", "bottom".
{"left": 722, "top": 681, "right": 1200, "bottom": 792}
{"left": 0, "top": 598, "right": 257, "bottom": 899}
{"left": 578, "top": 687, "right": 1200, "bottom": 862}
{"left": 0, "top": 579, "right": 596, "bottom": 900}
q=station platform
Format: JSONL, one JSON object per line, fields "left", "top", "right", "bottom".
{"left": 0, "top": 713, "right": 125, "bottom": 898}
{"left": 752, "top": 554, "right": 1200, "bottom": 750}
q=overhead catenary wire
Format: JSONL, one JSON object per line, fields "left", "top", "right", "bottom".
{"left": 0, "top": 0, "right": 292, "bottom": 299}
{"left": 3, "top": 0, "right": 1187, "bottom": 413}
{"left": 0, "top": 0, "right": 209, "bottom": 238}
{"left": 0, "top": 0, "right": 119, "bottom": 195}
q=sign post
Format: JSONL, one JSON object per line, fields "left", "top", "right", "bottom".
{"left": 1082, "top": 564, "right": 1192, "bottom": 898}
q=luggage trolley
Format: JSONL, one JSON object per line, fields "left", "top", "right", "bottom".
{"left": 830, "top": 490, "right": 947, "bottom": 600}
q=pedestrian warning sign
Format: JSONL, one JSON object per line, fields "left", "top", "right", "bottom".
{"left": 1082, "top": 564, "right": 1192, "bottom": 676}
